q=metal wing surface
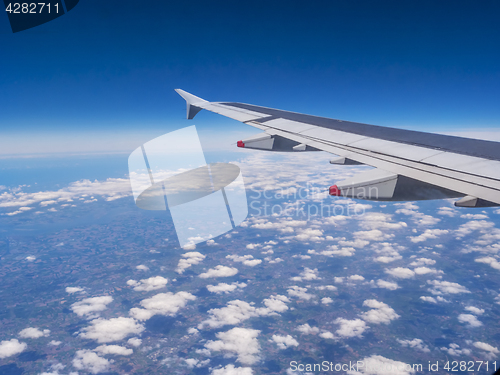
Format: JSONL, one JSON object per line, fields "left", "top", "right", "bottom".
{"left": 175, "top": 89, "right": 500, "bottom": 207}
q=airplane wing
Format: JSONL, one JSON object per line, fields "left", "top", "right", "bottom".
{"left": 175, "top": 89, "right": 500, "bottom": 207}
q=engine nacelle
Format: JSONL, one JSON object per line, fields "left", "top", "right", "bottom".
{"left": 329, "top": 168, "right": 464, "bottom": 201}
{"left": 237, "top": 133, "right": 320, "bottom": 152}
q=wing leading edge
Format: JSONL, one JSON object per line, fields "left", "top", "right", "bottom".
{"left": 175, "top": 89, "right": 500, "bottom": 207}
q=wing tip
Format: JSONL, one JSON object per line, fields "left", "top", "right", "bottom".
{"left": 175, "top": 89, "right": 207, "bottom": 119}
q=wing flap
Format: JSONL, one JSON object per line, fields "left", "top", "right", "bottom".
{"left": 299, "top": 127, "right": 369, "bottom": 145}
{"left": 347, "top": 138, "right": 444, "bottom": 161}
{"left": 421, "top": 153, "right": 500, "bottom": 181}
{"left": 261, "top": 118, "right": 316, "bottom": 133}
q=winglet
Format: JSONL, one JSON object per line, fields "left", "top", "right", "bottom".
{"left": 175, "top": 89, "right": 208, "bottom": 119}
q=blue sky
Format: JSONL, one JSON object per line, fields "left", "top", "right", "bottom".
{"left": 1, "top": 0, "right": 500, "bottom": 155}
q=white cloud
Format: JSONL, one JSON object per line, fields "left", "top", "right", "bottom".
{"left": 297, "top": 323, "right": 319, "bottom": 335}
{"left": 410, "top": 229, "right": 449, "bottom": 243}
{"left": 319, "top": 331, "right": 335, "bottom": 339}
{"left": 71, "top": 296, "right": 113, "bottom": 317}
{"left": 184, "top": 358, "right": 210, "bottom": 369}
{"left": 348, "top": 274, "right": 365, "bottom": 281}
{"left": 358, "top": 212, "right": 407, "bottom": 231}
{"left": 0, "top": 175, "right": 138, "bottom": 212}
{"left": 395, "top": 203, "right": 440, "bottom": 227}
{"left": 371, "top": 242, "right": 404, "bottom": 263}
{"left": 0, "top": 339, "right": 27, "bottom": 359}
{"left": 40, "top": 200, "right": 58, "bottom": 207}
{"left": 374, "top": 255, "right": 402, "bottom": 263}
{"left": 374, "top": 280, "right": 399, "bottom": 290}
{"left": 251, "top": 218, "right": 307, "bottom": 233}
{"left": 48, "top": 340, "right": 62, "bottom": 346}
{"left": 196, "top": 348, "right": 211, "bottom": 356}
{"left": 79, "top": 317, "right": 145, "bottom": 343}
{"left": 338, "top": 239, "right": 369, "bottom": 249}
{"left": 437, "top": 207, "right": 456, "bottom": 217}
{"left": 136, "top": 264, "right": 149, "bottom": 271}
{"left": 346, "top": 355, "right": 416, "bottom": 375}
{"left": 440, "top": 343, "right": 471, "bottom": 357}
{"left": 409, "top": 258, "right": 436, "bottom": 267}
{"left": 65, "top": 287, "right": 84, "bottom": 294}
{"left": 397, "top": 338, "right": 430, "bottom": 353}
{"left": 270, "top": 334, "right": 299, "bottom": 349}
{"left": 322, "top": 297, "right": 334, "bottom": 304}
{"left": 199, "top": 265, "right": 239, "bottom": 278}
{"left": 473, "top": 341, "right": 499, "bottom": 354}
{"left": 334, "top": 318, "right": 368, "bottom": 338}
{"left": 314, "top": 246, "right": 356, "bottom": 257}
{"left": 385, "top": 267, "right": 415, "bottom": 279}
{"left": 25, "top": 256, "right": 36, "bottom": 261}
{"left": 413, "top": 267, "right": 440, "bottom": 275}
{"left": 129, "top": 291, "right": 196, "bottom": 321}
{"left": 73, "top": 350, "right": 110, "bottom": 374}
{"left": 458, "top": 314, "right": 482, "bottom": 328}
{"left": 419, "top": 296, "right": 437, "bottom": 303}
{"left": 243, "top": 259, "right": 262, "bottom": 267}
{"left": 360, "top": 300, "right": 399, "bottom": 325}
{"left": 427, "top": 280, "right": 470, "bottom": 295}
{"left": 290, "top": 268, "right": 321, "bottom": 282}
{"left": 455, "top": 220, "right": 495, "bottom": 238}
{"left": 40, "top": 362, "right": 66, "bottom": 375}
{"left": 127, "top": 338, "right": 142, "bottom": 347}
{"left": 354, "top": 229, "right": 393, "bottom": 242}
{"left": 315, "top": 285, "right": 337, "bottom": 291}
{"left": 185, "top": 358, "right": 198, "bottom": 368}
{"left": 211, "top": 364, "right": 254, "bottom": 375}
{"left": 468, "top": 229, "right": 500, "bottom": 248}
{"left": 287, "top": 286, "right": 314, "bottom": 300}
{"left": 200, "top": 301, "right": 254, "bottom": 330}
{"left": 207, "top": 282, "right": 247, "bottom": 294}
{"left": 205, "top": 328, "right": 261, "bottom": 365}
{"left": 436, "top": 296, "right": 450, "bottom": 303}
{"left": 261, "top": 295, "right": 290, "bottom": 313}
{"left": 461, "top": 213, "right": 489, "bottom": 220}
{"left": 464, "top": 306, "right": 484, "bottom": 315}
{"left": 183, "top": 242, "right": 197, "bottom": 250}
{"left": 475, "top": 256, "right": 500, "bottom": 270}
{"left": 19, "top": 327, "right": 50, "bottom": 339}
{"left": 126, "top": 276, "right": 168, "bottom": 292}
{"left": 94, "top": 345, "right": 133, "bottom": 356}
{"left": 267, "top": 257, "right": 284, "bottom": 264}
{"left": 295, "top": 228, "right": 324, "bottom": 242}
{"left": 199, "top": 296, "right": 289, "bottom": 329}
{"left": 175, "top": 252, "right": 206, "bottom": 274}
